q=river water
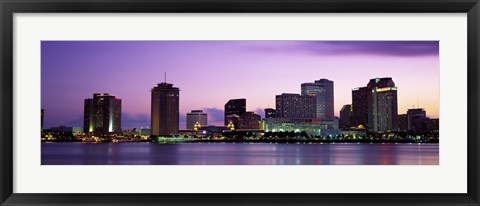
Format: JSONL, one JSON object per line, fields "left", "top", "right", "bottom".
{"left": 41, "top": 142, "right": 439, "bottom": 165}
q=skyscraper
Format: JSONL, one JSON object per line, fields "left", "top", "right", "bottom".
{"left": 339, "top": 104, "right": 353, "bottom": 129}
{"left": 224, "top": 99, "right": 246, "bottom": 125}
{"left": 275, "top": 93, "right": 316, "bottom": 119}
{"left": 407, "top": 108, "right": 427, "bottom": 134}
{"left": 83, "top": 93, "right": 122, "bottom": 134}
{"left": 186, "top": 110, "right": 208, "bottom": 130}
{"left": 352, "top": 87, "right": 369, "bottom": 127}
{"left": 301, "top": 79, "right": 334, "bottom": 120}
{"left": 367, "top": 78, "right": 398, "bottom": 132}
{"left": 151, "top": 82, "right": 180, "bottom": 136}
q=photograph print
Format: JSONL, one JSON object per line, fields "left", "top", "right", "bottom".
{"left": 41, "top": 41, "right": 439, "bottom": 165}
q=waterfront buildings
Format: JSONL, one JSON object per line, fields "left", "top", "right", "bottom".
{"left": 339, "top": 104, "right": 353, "bottom": 129}
{"left": 367, "top": 78, "right": 398, "bottom": 132}
{"left": 198, "top": 125, "right": 230, "bottom": 137}
{"left": 301, "top": 79, "right": 334, "bottom": 119}
{"left": 275, "top": 93, "right": 316, "bottom": 118}
{"left": 137, "top": 128, "right": 151, "bottom": 136}
{"left": 238, "top": 111, "right": 261, "bottom": 129}
{"left": 264, "top": 118, "right": 340, "bottom": 136}
{"left": 226, "top": 114, "right": 240, "bottom": 130}
{"left": 352, "top": 87, "right": 369, "bottom": 127}
{"left": 224, "top": 99, "right": 246, "bottom": 125}
{"left": 264, "top": 108, "right": 276, "bottom": 118}
{"left": 83, "top": 93, "right": 122, "bottom": 134}
{"left": 397, "top": 114, "right": 408, "bottom": 131}
{"left": 51, "top": 125, "right": 73, "bottom": 133}
{"left": 186, "top": 110, "right": 208, "bottom": 129}
{"left": 151, "top": 82, "right": 180, "bottom": 136}
{"left": 72, "top": 127, "right": 83, "bottom": 133}
{"left": 179, "top": 125, "right": 230, "bottom": 137}
{"left": 407, "top": 108, "right": 427, "bottom": 134}
{"left": 426, "top": 118, "right": 439, "bottom": 132}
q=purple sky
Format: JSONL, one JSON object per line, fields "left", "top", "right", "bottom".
{"left": 41, "top": 41, "right": 439, "bottom": 130}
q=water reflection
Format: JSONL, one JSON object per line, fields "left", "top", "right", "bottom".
{"left": 41, "top": 142, "right": 439, "bottom": 165}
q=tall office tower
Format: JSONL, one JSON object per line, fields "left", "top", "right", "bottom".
{"left": 301, "top": 79, "right": 334, "bottom": 119}
{"left": 186, "top": 110, "right": 208, "bottom": 130}
{"left": 264, "top": 108, "right": 276, "bottom": 118}
{"left": 367, "top": 77, "right": 398, "bottom": 132}
{"left": 407, "top": 108, "right": 427, "bottom": 134}
{"left": 339, "top": 104, "right": 353, "bottom": 129}
{"left": 83, "top": 93, "right": 122, "bottom": 134}
{"left": 224, "top": 99, "right": 246, "bottom": 125}
{"left": 275, "top": 93, "right": 316, "bottom": 118}
{"left": 238, "top": 111, "right": 261, "bottom": 129}
{"left": 352, "top": 87, "right": 369, "bottom": 127}
{"left": 151, "top": 82, "right": 180, "bottom": 136}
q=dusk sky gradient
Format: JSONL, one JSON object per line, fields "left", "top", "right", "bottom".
{"left": 41, "top": 41, "right": 439, "bottom": 130}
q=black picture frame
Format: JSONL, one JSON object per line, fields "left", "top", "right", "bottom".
{"left": 1, "top": 0, "right": 479, "bottom": 205}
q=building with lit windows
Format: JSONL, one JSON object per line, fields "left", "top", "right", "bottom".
{"left": 367, "top": 78, "right": 398, "bottom": 132}
{"left": 238, "top": 111, "right": 261, "bottom": 129}
{"left": 224, "top": 99, "right": 246, "bottom": 126}
{"left": 264, "top": 118, "right": 340, "bottom": 136}
{"left": 83, "top": 93, "right": 122, "bottom": 134}
{"left": 301, "top": 79, "right": 334, "bottom": 119}
{"left": 151, "top": 82, "right": 180, "bottom": 136}
{"left": 186, "top": 110, "right": 208, "bottom": 129}
{"left": 136, "top": 128, "right": 151, "bottom": 136}
{"left": 276, "top": 93, "right": 316, "bottom": 119}
{"left": 264, "top": 108, "right": 276, "bottom": 118}
{"left": 225, "top": 114, "right": 240, "bottom": 130}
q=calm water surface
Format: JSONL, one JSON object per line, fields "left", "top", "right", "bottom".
{"left": 41, "top": 142, "right": 439, "bottom": 165}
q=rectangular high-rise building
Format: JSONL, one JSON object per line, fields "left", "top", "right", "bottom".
{"left": 186, "top": 110, "right": 208, "bottom": 129}
{"left": 151, "top": 82, "right": 180, "bottom": 136}
{"left": 352, "top": 87, "right": 369, "bottom": 127}
{"left": 407, "top": 108, "right": 427, "bottom": 134}
{"left": 83, "top": 93, "right": 122, "bottom": 134}
{"left": 301, "top": 79, "right": 334, "bottom": 120}
{"left": 276, "top": 93, "right": 316, "bottom": 119}
{"left": 367, "top": 78, "right": 398, "bottom": 132}
{"left": 224, "top": 99, "right": 246, "bottom": 126}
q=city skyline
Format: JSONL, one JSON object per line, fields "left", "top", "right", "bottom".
{"left": 41, "top": 41, "right": 439, "bottom": 129}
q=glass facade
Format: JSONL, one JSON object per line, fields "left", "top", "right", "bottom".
{"left": 301, "top": 79, "right": 334, "bottom": 120}
{"left": 224, "top": 99, "right": 246, "bottom": 126}
{"left": 83, "top": 93, "right": 122, "bottom": 134}
{"left": 367, "top": 78, "right": 398, "bottom": 132}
